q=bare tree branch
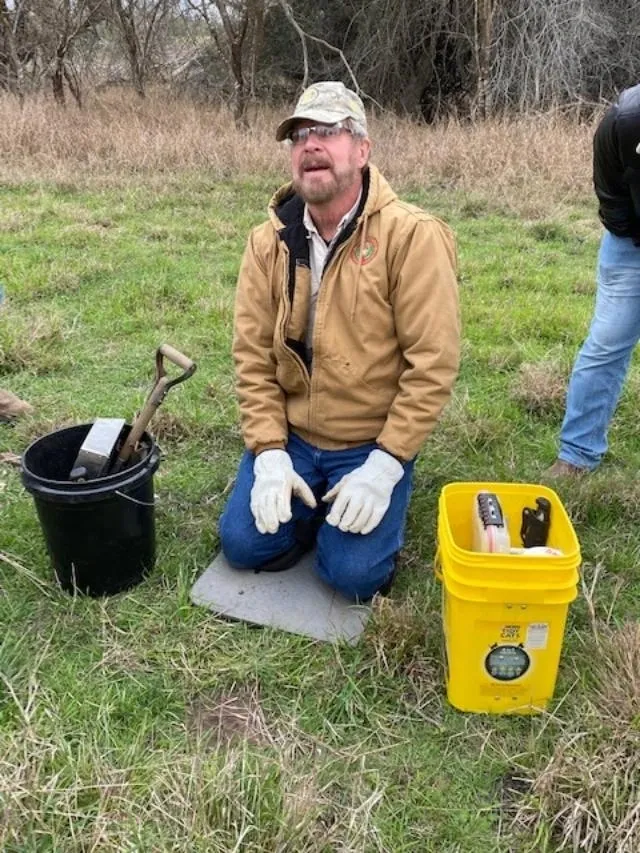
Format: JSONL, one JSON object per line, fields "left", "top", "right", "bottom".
{"left": 184, "top": 0, "right": 268, "bottom": 126}
{"left": 109, "top": 0, "right": 174, "bottom": 97}
{"left": 0, "top": 0, "right": 28, "bottom": 100}
{"left": 275, "top": 0, "right": 360, "bottom": 95}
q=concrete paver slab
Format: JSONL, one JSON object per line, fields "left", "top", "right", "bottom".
{"left": 190, "top": 549, "right": 370, "bottom": 645}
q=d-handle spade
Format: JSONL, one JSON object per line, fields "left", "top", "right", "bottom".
{"left": 110, "top": 344, "right": 196, "bottom": 475}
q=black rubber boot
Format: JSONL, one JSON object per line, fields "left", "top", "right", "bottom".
{"left": 253, "top": 516, "right": 322, "bottom": 574}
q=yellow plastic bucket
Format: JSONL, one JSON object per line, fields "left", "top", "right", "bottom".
{"left": 436, "top": 482, "right": 581, "bottom": 715}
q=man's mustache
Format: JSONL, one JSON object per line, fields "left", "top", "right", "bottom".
{"left": 300, "top": 157, "right": 332, "bottom": 171}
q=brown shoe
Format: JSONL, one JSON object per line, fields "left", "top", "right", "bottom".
{"left": 543, "top": 459, "right": 588, "bottom": 478}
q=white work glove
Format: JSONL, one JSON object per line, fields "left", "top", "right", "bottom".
{"left": 250, "top": 449, "right": 316, "bottom": 534}
{"left": 323, "top": 449, "right": 405, "bottom": 535}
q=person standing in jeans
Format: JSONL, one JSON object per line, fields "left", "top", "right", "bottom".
{"left": 218, "top": 81, "right": 460, "bottom": 601}
{"left": 547, "top": 83, "right": 640, "bottom": 477}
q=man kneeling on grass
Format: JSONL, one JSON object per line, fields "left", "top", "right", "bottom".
{"left": 219, "top": 81, "right": 460, "bottom": 602}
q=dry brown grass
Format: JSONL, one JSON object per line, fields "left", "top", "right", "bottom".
{"left": 0, "top": 305, "right": 68, "bottom": 375}
{"left": 510, "top": 360, "right": 569, "bottom": 416}
{"left": 0, "top": 88, "right": 597, "bottom": 216}
{"left": 513, "top": 623, "right": 640, "bottom": 853}
{"left": 186, "top": 684, "right": 277, "bottom": 748}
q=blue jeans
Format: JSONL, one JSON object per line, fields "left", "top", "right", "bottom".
{"left": 219, "top": 433, "right": 415, "bottom": 601}
{"left": 559, "top": 231, "right": 640, "bottom": 470}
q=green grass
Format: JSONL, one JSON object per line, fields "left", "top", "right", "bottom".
{"left": 1, "top": 175, "right": 639, "bottom": 851}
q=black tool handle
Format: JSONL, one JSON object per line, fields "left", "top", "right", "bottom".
{"left": 520, "top": 497, "right": 551, "bottom": 547}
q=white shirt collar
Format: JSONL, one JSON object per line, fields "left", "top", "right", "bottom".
{"left": 303, "top": 188, "right": 363, "bottom": 245}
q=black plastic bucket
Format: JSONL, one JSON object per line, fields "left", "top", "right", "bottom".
{"left": 21, "top": 423, "right": 161, "bottom": 596}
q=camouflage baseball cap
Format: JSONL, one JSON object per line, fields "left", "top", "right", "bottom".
{"left": 275, "top": 81, "right": 367, "bottom": 141}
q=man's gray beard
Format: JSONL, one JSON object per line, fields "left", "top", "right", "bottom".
{"left": 293, "top": 177, "right": 338, "bottom": 204}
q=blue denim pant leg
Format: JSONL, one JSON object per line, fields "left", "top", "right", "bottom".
{"left": 219, "top": 434, "right": 415, "bottom": 600}
{"left": 218, "top": 437, "right": 325, "bottom": 570}
{"left": 314, "top": 443, "right": 415, "bottom": 602}
{"left": 218, "top": 442, "right": 319, "bottom": 569}
{"left": 559, "top": 231, "right": 640, "bottom": 470}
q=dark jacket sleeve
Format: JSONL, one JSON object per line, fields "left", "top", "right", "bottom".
{"left": 594, "top": 104, "right": 640, "bottom": 242}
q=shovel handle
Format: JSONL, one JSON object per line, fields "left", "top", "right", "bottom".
{"left": 157, "top": 343, "right": 196, "bottom": 376}
{"left": 113, "top": 344, "right": 197, "bottom": 471}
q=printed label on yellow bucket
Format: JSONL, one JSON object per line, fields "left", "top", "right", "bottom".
{"left": 500, "top": 623, "right": 523, "bottom": 641}
{"left": 526, "top": 622, "right": 549, "bottom": 650}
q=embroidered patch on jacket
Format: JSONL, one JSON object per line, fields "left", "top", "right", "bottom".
{"left": 351, "top": 238, "right": 378, "bottom": 265}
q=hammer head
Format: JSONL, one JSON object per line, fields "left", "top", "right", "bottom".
{"left": 70, "top": 418, "right": 126, "bottom": 480}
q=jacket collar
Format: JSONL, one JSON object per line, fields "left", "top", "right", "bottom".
{"left": 268, "top": 164, "right": 396, "bottom": 231}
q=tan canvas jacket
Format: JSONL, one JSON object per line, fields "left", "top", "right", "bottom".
{"left": 232, "top": 165, "right": 460, "bottom": 462}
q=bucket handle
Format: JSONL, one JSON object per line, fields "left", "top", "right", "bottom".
{"left": 433, "top": 546, "right": 443, "bottom": 582}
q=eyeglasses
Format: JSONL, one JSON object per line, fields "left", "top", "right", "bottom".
{"left": 285, "top": 121, "right": 354, "bottom": 146}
